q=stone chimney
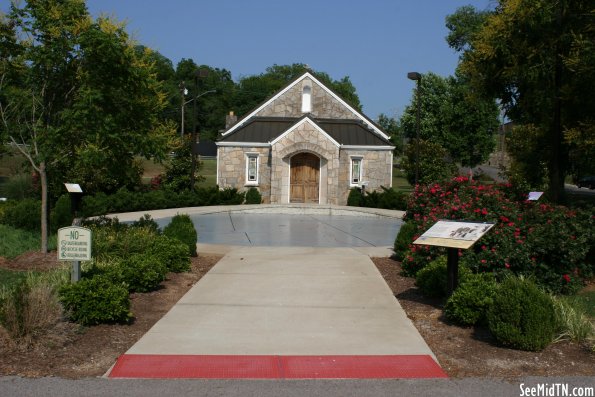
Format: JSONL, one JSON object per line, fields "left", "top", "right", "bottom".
{"left": 225, "top": 111, "right": 238, "bottom": 129}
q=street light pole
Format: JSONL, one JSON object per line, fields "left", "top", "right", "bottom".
{"left": 190, "top": 68, "right": 213, "bottom": 190}
{"left": 407, "top": 72, "right": 422, "bottom": 185}
{"left": 179, "top": 81, "right": 187, "bottom": 138}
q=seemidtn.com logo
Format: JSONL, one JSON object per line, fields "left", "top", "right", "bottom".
{"left": 520, "top": 383, "right": 594, "bottom": 397}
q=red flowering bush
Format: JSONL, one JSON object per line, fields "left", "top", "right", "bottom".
{"left": 399, "top": 176, "right": 594, "bottom": 294}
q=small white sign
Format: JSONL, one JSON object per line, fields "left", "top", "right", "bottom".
{"left": 58, "top": 226, "right": 92, "bottom": 261}
{"left": 527, "top": 191, "right": 543, "bottom": 201}
{"left": 64, "top": 183, "right": 83, "bottom": 193}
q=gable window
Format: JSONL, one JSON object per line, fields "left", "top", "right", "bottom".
{"left": 350, "top": 156, "right": 363, "bottom": 186}
{"left": 245, "top": 153, "right": 259, "bottom": 185}
{"left": 301, "top": 85, "right": 312, "bottom": 113}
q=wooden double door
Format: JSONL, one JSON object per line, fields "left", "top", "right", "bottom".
{"left": 290, "top": 153, "right": 320, "bottom": 203}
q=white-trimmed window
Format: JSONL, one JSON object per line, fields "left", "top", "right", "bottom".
{"left": 301, "top": 85, "right": 312, "bottom": 113}
{"left": 245, "top": 153, "right": 259, "bottom": 185}
{"left": 350, "top": 156, "right": 363, "bottom": 186}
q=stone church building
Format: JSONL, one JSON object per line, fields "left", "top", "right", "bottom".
{"left": 216, "top": 72, "right": 394, "bottom": 205}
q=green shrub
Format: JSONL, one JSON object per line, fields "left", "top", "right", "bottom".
{"left": 363, "top": 186, "right": 408, "bottom": 210}
{"left": 487, "top": 276, "right": 557, "bottom": 351}
{"left": 217, "top": 187, "right": 245, "bottom": 205}
{"left": 148, "top": 235, "right": 191, "bottom": 273}
{"left": 444, "top": 273, "right": 498, "bottom": 326}
{"left": 110, "top": 254, "right": 168, "bottom": 293}
{"left": 163, "top": 214, "right": 198, "bottom": 257}
{"left": 132, "top": 214, "right": 161, "bottom": 234}
{"left": 59, "top": 276, "right": 132, "bottom": 326}
{"left": 403, "top": 177, "right": 595, "bottom": 294}
{"left": 347, "top": 188, "right": 363, "bottom": 206}
{"left": 0, "top": 198, "right": 41, "bottom": 231}
{"left": 244, "top": 187, "right": 262, "bottom": 204}
{"left": 81, "top": 192, "right": 109, "bottom": 217}
{"left": 415, "top": 256, "right": 470, "bottom": 298}
{"left": 50, "top": 194, "right": 73, "bottom": 233}
{"left": 90, "top": 224, "right": 158, "bottom": 260}
{"left": 393, "top": 222, "right": 417, "bottom": 261}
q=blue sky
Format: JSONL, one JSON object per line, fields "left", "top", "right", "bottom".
{"left": 83, "top": 1, "right": 493, "bottom": 119}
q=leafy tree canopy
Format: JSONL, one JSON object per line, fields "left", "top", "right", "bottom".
{"left": 0, "top": 0, "right": 176, "bottom": 250}
{"left": 451, "top": 0, "right": 595, "bottom": 201}
{"left": 376, "top": 113, "right": 404, "bottom": 155}
{"left": 400, "top": 72, "right": 499, "bottom": 167}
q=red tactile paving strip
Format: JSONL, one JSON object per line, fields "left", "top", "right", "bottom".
{"left": 108, "top": 354, "right": 447, "bottom": 379}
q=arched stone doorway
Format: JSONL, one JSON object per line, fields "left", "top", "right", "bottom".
{"left": 290, "top": 152, "right": 320, "bottom": 203}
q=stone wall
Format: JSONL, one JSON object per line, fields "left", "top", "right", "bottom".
{"left": 270, "top": 121, "right": 340, "bottom": 204}
{"left": 255, "top": 78, "right": 358, "bottom": 120}
{"left": 338, "top": 149, "right": 393, "bottom": 204}
{"left": 217, "top": 146, "right": 272, "bottom": 203}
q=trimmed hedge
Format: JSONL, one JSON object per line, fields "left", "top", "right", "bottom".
{"left": 244, "top": 187, "right": 262, "bottom": 204}
{"left": 81, "top": 186, "right": 245, "bottom": 217}
{"left": 415, "top": 256, "right": 471, "bottom": 298}
{"left": 59, "top": 276, "right": 132, "bottom": 326}
{"left": 393, "top": 221, "right": 417, "bottom": 261}
{"left": 148, "top": 236, "right": 191, "bottom": 273}
{"left": 487, "top": 276, "right": 557, "bottom": 351}
{"left": 444, "top": 273, "right": 498, "bottom": 326}
{"left": 347, "top": 186, "right": 408, "bottom": 210}
{"left": 163, "top": 214, "right": 198, "bottom": 257}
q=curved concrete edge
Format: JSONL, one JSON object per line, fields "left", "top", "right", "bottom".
{"left": 196, "top": 243, "right": 394, "bottom": 258}
{"left": 106, "top": 204, "right": 405, "bottom": 223}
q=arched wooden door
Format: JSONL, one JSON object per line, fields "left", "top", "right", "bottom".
{"left": 290, "top": 153, "right": 320, "bottom": 203}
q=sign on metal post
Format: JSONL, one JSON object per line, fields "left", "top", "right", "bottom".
{"left": 58, "top": 226, "right": 92, "bottom": 282}
{"left": 413, "top": 220, "right": 495, "bottom": 296}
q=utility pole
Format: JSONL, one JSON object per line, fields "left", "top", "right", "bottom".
{"left": 179, "top": 81, "right": 187, "bottom": 138}
{"left": 407, "top": 72, "right": 422, "bottom": 185}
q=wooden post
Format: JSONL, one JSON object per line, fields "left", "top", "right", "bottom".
{"left": 447, "top": 247, "right": 459, "bottom": 297}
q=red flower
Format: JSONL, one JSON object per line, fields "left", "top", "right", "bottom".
{"left": 505, "top": 263, "right": 510, "bottom": 269}
{"left": 563, "top": 274, "right": 571, "bottom": 283}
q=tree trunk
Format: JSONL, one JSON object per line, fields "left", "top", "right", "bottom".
{"left": 40, "top": 161, "right": 49, "bottom": 253}
{"left": 548, "top": 4, "right": 567, "bottom": 204}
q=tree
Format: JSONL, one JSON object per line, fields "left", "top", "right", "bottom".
{"left": 400, "top": 72, "right": 498, "bottom": 168}
{"left": 232, "top": 63, "right": 363, "bottom": 117}
{"left": 174, "top": 59, "right": 235, "bottom": 142}
{"left": 0, "top": 0, "right": 175, "bottom": 252}
{"left": 401, "top": 140, "right": 458, "bottom": 185}
{"left": 376, "top": 113, "right": 404, "bottom": 155}
{"left": 455, "top": 1, "right": 595, "bottom": 202}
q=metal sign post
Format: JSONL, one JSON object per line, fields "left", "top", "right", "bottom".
{"left": 413, "top": 220, "right": 495, "bottom": 296}
{"left": 58, "top": 226, "right": 92, "bottom": 282}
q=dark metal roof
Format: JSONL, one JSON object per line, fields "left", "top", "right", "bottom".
{"left": 219, "top": 117, "right": 392, "bottom": 146}
{"left": 193, "top": 140, "right": 217, "bottom": 156}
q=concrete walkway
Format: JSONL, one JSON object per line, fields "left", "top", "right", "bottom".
{"left": 108, "top": 246, "right": 444, "bottom": 379}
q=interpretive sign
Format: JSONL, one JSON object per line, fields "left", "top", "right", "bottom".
{"left": 58, "top": 226, "right": 92, "bottom": 261}
{"left": 413, "top": 220, "right": 495, "bottom": 250}
{"left": 413, "top": 220, "right": 496, "bottom": 296}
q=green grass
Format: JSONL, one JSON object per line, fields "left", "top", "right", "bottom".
{"left": 392, "top": 167, "right": 413, "bottom": 193}
{"left": 0, "top": 268, "right": 27, "bottom": 290}
{"left": 0, "top": 224, "right": 57, "bottom": 259}
{"left": 196, "top": 158, "right": 217, "bottom": 188}
{"left": 576, "top": 290, "right": 595, "bottom": 319}
{"left": 139, "top": 156, "right": 217, "bottom": 187}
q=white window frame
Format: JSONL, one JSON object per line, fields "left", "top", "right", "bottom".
{"left": 301, "top": 85, "right": 312, "bottom": 113}
{"left": 245, "top": 153, "right": 259, "bottom": 186}
{"left": 350, "top": 156, "right": 363, "bottom": 186}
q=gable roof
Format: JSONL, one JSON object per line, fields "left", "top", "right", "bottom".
{"left": 221, "top": 72, "right": 390, "bottom": 141}
{"left": 218, "top": 116, "right": 393, "bottom": 146}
